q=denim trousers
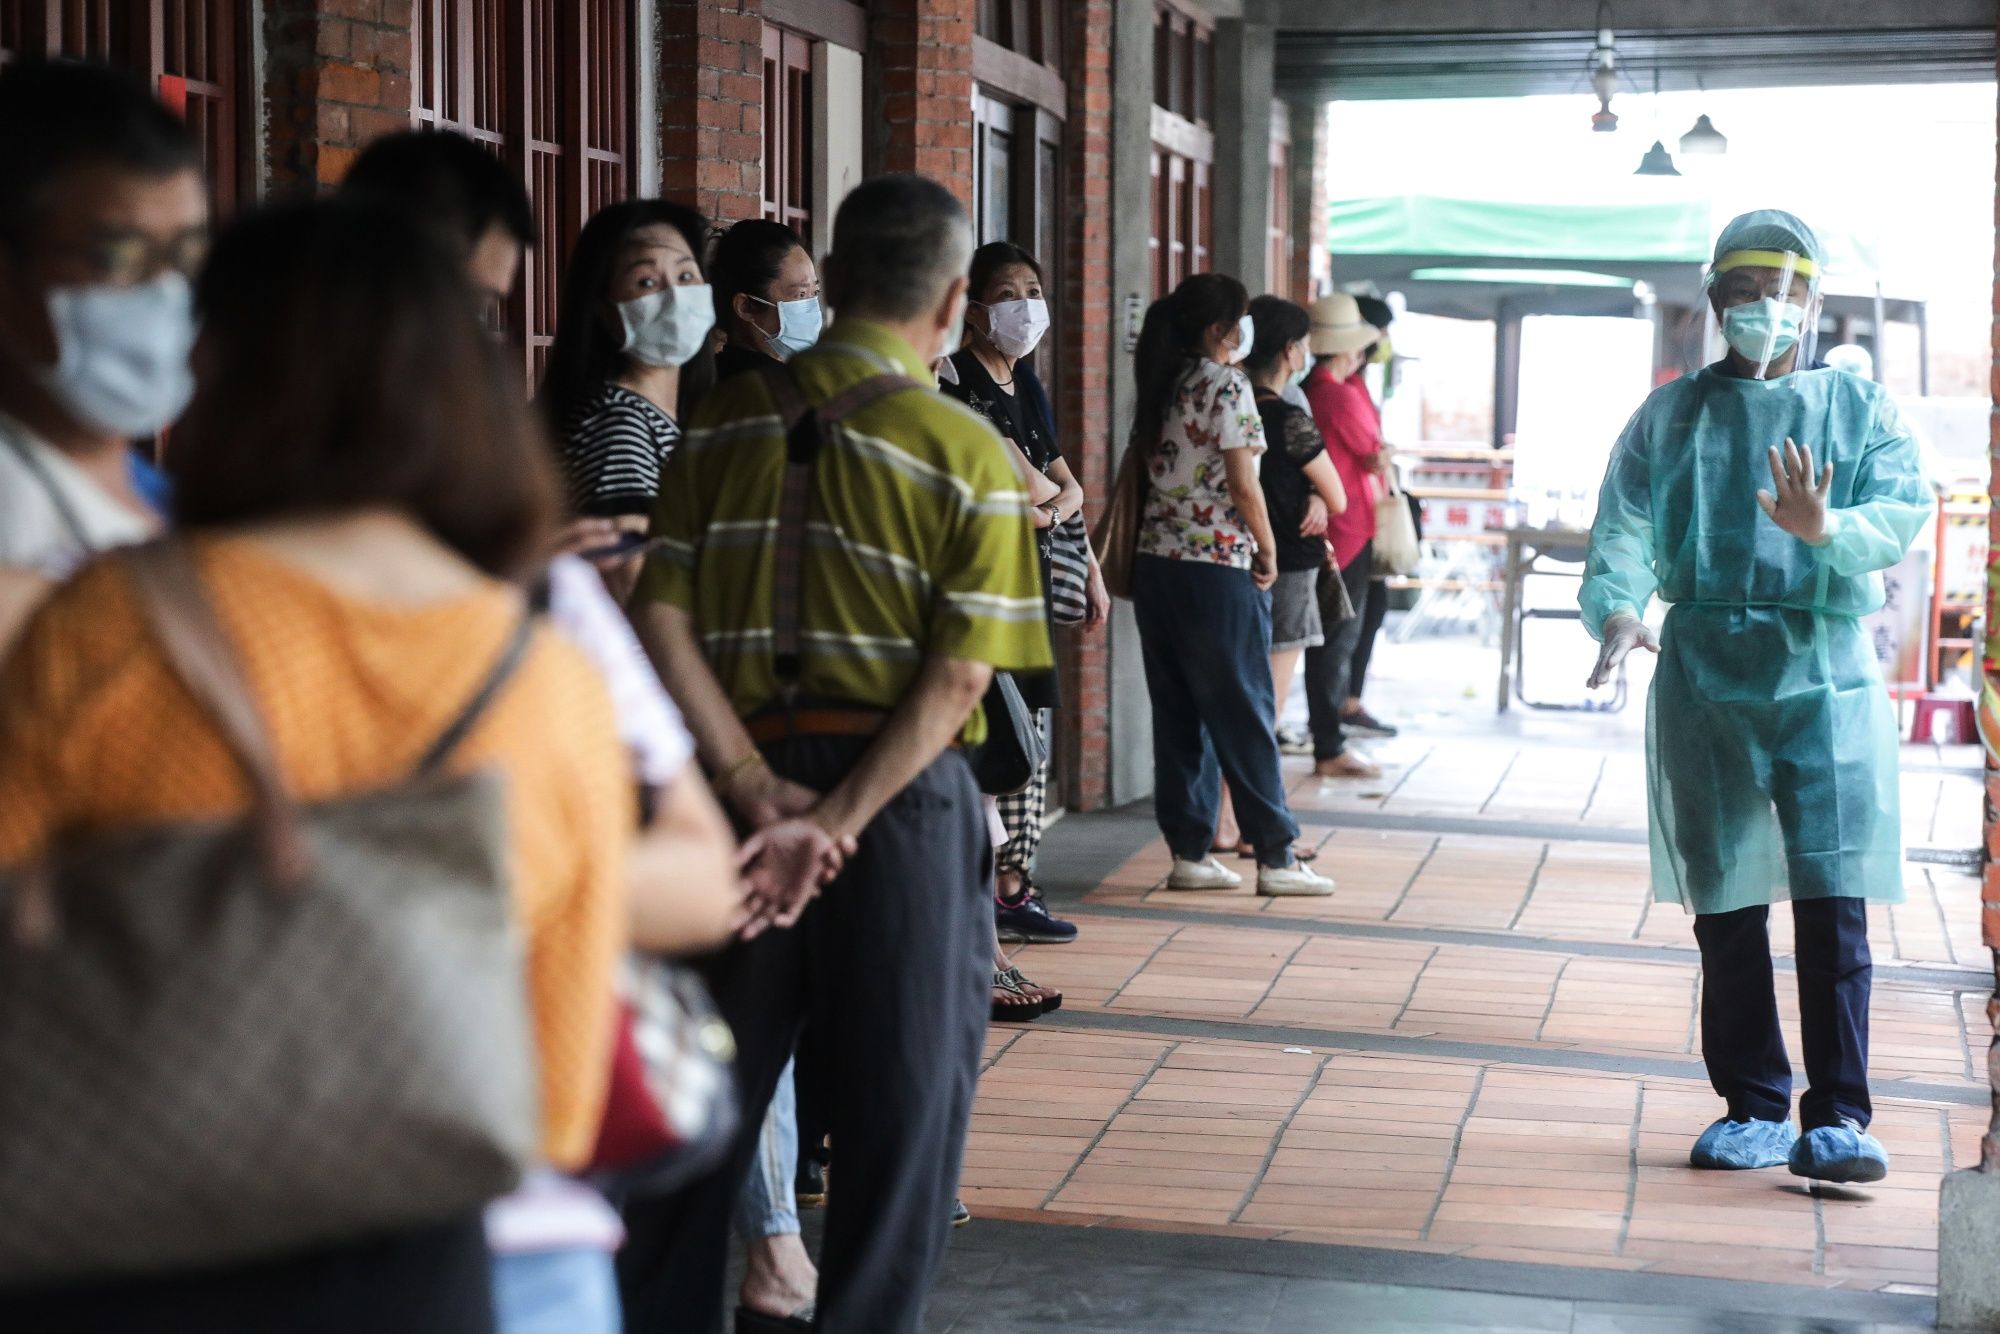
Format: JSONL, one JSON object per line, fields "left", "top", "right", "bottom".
{"left": 1130, "top": 554, "right": 1299, "bottom": 868}
{"left": 733, "top": 1056, "right": 802, "bottom": 1240}
{"left": 489, "top": 1248, "right": 619, "bottom": 1334}
{"left": 1692, "top": 897, "right": 1872, "bottom": 1131}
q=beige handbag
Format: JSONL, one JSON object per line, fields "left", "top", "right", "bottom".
{"left": 0, "top": 541, "right": 540, "bottom": 1285}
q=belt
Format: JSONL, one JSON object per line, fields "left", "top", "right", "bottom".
{"left": 745, "top": 707, "right": 890, "bottom": 744}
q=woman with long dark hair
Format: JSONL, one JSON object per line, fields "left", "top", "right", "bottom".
{"left": 539, "top": 199, "right": 714, "bottom": 521}
{"left": 1127, "top": 274, "right": 1332, "bottom": 898}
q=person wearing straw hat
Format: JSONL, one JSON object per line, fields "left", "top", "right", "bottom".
{"left": 1299, "top": 292, "right": 1393, "bottom": 780}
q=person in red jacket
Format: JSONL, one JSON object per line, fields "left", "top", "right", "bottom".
{"left": 1299, "top": 294, "right": 1392, "bottom": 779}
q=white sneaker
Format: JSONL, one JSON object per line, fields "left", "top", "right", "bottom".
{"left": 1257, "top": 863, "right": 1336, "bottom": 897}
{"left": 1166, "top": 857, "right": 1244, "bottom": 891}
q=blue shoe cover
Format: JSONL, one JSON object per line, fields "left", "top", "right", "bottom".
{"left": 1789, "top": 1119, "right": 1889, "bottom": 1184}
{"left": 1689, "top": 1117, "right": 1796, "bottom": 1169}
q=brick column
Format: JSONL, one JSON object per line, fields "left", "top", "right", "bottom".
{"left": 1287, "top": 98, "right": 1328, "bottom": 302}
{"left": 867, "top": 0, "right": 974, "bottom": 206}
{"left": 657, "top": 0, "right": 765, "bottom": 222}
{"left": 1055, "top": 0, "right": 1115, "bottom": 811}
{"left": 263, "top": 0, "right": 415, "bottom": 192}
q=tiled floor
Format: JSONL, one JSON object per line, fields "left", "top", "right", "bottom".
{"left": 962, "top": 712, "right": 1990, "bottom": 1323}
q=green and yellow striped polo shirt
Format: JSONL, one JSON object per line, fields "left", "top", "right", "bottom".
{"left": 639, "top": 319, "right": 1053, "bottom": 740}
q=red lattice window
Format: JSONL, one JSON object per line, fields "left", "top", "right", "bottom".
{"left": 413, "top": 0, "right": 634, "bottom": 383}
{"left": 761, "top": 24, "right": 812, "bottom": 251}
{"left": 0, "top": 1, "right": 244, "bottom": 213}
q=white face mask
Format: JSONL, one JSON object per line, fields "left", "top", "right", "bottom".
{"left": 979, "top": 297, "right": 1050, "bottom": 360}
{"left": 1227, "top": 312, "right": 1254, "bottom": 364}
{"left": 619, "top": 283, "right": 715, "bottom": 369}
{"left": 41, "top": 273, "right": 197, "bottom": 437}
{"left": 751, "top": 294, "right": 823, "bottom": 361}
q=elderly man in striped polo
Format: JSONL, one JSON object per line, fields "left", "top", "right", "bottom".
{"left": 623, "top": 173, "right": 1051, "bottom": 1334}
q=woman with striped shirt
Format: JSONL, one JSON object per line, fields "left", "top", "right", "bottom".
{"left": 539, "top": 199, "right": 715, "bottom": 521}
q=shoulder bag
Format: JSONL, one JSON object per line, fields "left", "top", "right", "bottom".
{"left": 0, "top": 541, "right": 541, "bottom": 1284}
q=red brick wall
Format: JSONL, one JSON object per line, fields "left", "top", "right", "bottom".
{"left": 1056, "top": 0, "right": 1115, "bottom": 811}
{"left": 263, "top": 0, "right": 414, "bottom": 191}
{"left": 657, "top": 0, "right": 765, "bottom": 222}
{"left": 868, "top": 0, "right": 975, "bottom": 206}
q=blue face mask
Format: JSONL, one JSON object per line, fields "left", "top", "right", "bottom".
{"left": 1721, "top": 297, "right": 1806, "bottom": 365}
{"left": 753, "top": 295, "right": 823, "bottom": 361}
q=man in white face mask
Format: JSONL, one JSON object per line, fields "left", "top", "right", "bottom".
{"left": 0, "top": 60, "right": 206, "bottom": 650}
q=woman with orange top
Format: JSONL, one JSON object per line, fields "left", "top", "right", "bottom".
{"left": 0, "top": 200, "right": 631, "bottom": 1333}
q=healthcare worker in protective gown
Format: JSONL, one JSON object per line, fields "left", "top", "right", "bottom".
{"left": 1580, "top": 211, "right": 1928, "bottom": 1185}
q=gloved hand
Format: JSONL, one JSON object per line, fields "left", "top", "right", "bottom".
{"left": 1755, "top": 437, "right": 1834, "bottom": 546}
{"left": 1587, "top": 612, "right": 1659, "bottom": 689}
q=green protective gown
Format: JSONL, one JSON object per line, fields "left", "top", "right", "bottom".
{"left": 1580, "top": 366, "right": 1930, "bottom": 915}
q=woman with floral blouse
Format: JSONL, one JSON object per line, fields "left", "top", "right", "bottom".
{"left": 1126, "top": 274, "right": 1333, "bottom": 899}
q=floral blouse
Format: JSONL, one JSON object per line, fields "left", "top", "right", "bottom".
{"left": 1136, "top": 358, "right": 1267, "bottom": 569}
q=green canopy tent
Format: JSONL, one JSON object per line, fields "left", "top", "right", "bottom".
{"left": 1328, "top": 194, "right": 1928, "bottom": 443}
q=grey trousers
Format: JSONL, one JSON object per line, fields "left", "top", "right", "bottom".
{"left": 618, "top": 736, "right": 992, "bottom": 1334}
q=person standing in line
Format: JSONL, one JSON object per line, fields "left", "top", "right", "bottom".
{"left": 539, "top": 200, "right": 715, "bottom": 524}
{"left": 940, "top": 240, "right": 1109, "bottom": 953}
{"left": 1583, "top": 210, "right": 1926, "bottom": 1184}
{"left": 0, "top": 197, "right": 631, "bottom": 1334}
{"left": 1299, "top": 293, "right": 1391, "bottom": 781}
{"left": 1341, "top": 294, "right": 1402, "bottom": 741}
{"left": 621, "top": 174, "right": 1052, "bottom": 1334}
{"left": 341, "top": 129, "right": 755, "bottom": 1334}
{"left": 686, "top": 212, "right": 827, "bottom": 1330}
{"left": 711, "top": 218, "right": 824, "bottom": 385}
{"left": 1241, "top": 296, "right": 1348, "bottom": 821}
{"left": 1127, "top": 274, "right": 1334, "bottom": 898}
{"left": 0, "top": 60, "right": 205, "bottom": 652}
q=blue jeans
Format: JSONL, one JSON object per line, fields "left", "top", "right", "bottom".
{"left": 733, "top": 1056, "right": 802, "bottom": 1239}
{"left": 491, "top": 1247, "right": 619, "bottom": 1334}
{"left": 1130, "top": 554, "right": 1299, "bottom": 868}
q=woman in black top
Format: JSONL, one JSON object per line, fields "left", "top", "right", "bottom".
{"left": 709, "top": 219, "right": 821, "bottom": 387}
{"left": 538, "top": 199, "right": 714, "bottom": 521}
{"left": 1244, "top": 295, "right": 1347, "bottom": 770}
{"left": 939, "top": 242, "right": 1108, "bottom": 1005}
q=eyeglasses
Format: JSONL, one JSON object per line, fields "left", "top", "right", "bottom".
{"left": 53, "top": 227, "right": 210, "bottom": 287}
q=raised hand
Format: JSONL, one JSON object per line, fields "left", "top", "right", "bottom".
{"left": 1755, "top": 437, "right": 1835, "bottom": 546}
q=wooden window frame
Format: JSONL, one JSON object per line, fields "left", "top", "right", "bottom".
{"left": 762, "top": 24, "right": 814, "bottom": 249}
{"left": 412, "top": 0, "right": 636, "bottom": 383}
{"left": 760, "top": 0, "right": 863, "bottom": 49}
{"left": 0, "top": 1, "right": 248, "bottom": 213}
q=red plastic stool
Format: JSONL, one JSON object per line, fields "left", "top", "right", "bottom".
{"left": 1911, "top": 694, "right": 1977, "bottom": 745}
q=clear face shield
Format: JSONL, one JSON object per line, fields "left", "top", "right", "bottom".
{"left": 1705, "top": 249, "right": 1820, "bottom": 380}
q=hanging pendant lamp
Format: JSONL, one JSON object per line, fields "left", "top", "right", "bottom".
{"left": 1679, "top": 112, "right": 1727, "bottom": 155}
{"left": 1634, "top": 140, "right": 1681, "bottom": 176}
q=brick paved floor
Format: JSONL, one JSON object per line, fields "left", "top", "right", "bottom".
{"left": 963, "top": 733, "right": 1989, "bottom": 1309}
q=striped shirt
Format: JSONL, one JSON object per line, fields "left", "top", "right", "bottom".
{"left": 638, "top": 319, "right": 1051, "bottom": 741}
{"left": 560, "top": 382, "right": 680, "bottom": 517}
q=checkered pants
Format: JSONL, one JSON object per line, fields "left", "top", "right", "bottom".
{"left": 995, "top": 710, "right": 1049, "bottom": 875}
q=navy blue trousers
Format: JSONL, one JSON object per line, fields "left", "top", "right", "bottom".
{"left": 1130, "top": 554, "right": 1299, "bottom": 868}
{"left": 1691, "top": 897, "right": 1872, "bottom": 1131}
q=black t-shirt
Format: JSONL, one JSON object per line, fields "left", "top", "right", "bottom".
{"left": 560, "top": 382, "right": 680, "bottom": 518}
{"left": 940, "top": 348, "right": 1061, "bottom": 711}
{"left": 1254, "top": 390, "right": 1330, "bottom": 573}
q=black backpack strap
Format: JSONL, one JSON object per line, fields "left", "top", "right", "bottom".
{"left": 757, "top": 363, "right": 920, "bottom": 701}
{"left": 413, "top": 608, "right": 536, "bottom": 777}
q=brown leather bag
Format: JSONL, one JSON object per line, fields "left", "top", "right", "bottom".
{"left": 1092, "top": 431, "right": 1150, "bottom": 600}
{"left": 0, "top": 541, "right": 541, "bottom": 1284}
